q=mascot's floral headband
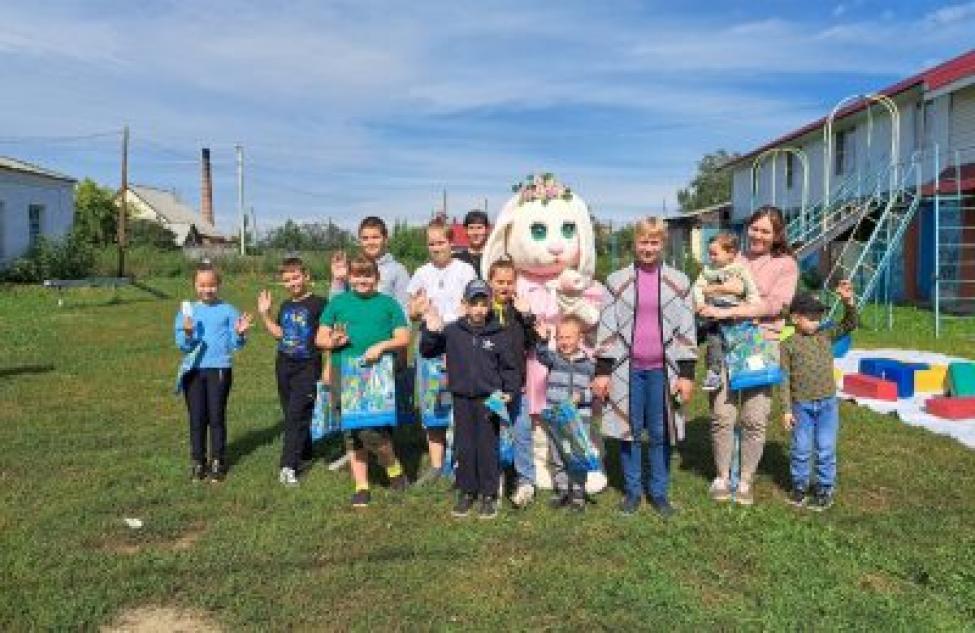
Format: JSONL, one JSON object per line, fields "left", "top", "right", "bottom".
{"left": 511, "top": 172, "right": 573, "bottom": 206}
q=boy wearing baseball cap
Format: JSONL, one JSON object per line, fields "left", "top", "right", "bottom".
{"left": 419, "top": 279, "right": 519, "bottom": 519}
{"left": 780, "top": 280, "right": 857, "bottom": 511}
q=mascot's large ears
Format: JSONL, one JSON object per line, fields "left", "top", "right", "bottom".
{"left": 481, "top": 193, "right": 521, "bottom": 276}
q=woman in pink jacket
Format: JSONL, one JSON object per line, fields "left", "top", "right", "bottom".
{"left": 697, "top": 206, "right": 798, "bottom": 506}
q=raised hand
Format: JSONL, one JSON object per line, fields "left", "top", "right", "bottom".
{"left": 513, "top": 295, "right": 530, "bottom": 314}
{"left": 235, "top": 312, "right": 254, "bottom": 335}
{"left": 424, "top": 305, "right": 444, "bottom": 332}
{"left": 257, "top": 289, "right": 273, "bottom": 315}
{"left": 330, "top": 251, "right": 349, "bottom": 282}
{"left": 836, "top": 279, "right": 855, "bottom": 305}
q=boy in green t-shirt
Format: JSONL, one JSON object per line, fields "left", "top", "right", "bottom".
{"left": 317, "top": 255, "right": 411, "bottom": 508}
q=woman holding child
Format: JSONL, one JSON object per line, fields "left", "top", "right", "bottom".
{"left": 697, "top": 205, "right": 798, "bottom": 506}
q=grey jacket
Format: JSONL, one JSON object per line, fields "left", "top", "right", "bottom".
{"left": 595, "top": 263, "right": 697, "bottom": 443}
{"left": 535, "top": 343, "right": 596, "bottom": 415}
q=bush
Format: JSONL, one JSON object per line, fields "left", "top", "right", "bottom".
{"left": 0, "top": 233, "right": 95, "bottom": 283}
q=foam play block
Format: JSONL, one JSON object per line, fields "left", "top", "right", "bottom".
{"left": 915, "top": 365, "right": 948, "bottom": 393}
{"left": 925, "top": 396, "right": 975, "bottom": 420}
{"left": 834, "top": 367, "right": 843, "bottom": 385}
{"left": 843, "top": 373, "right": 898, "bottom": 401}
{"left": 860, "top": 360, "right": 916, "bottom": 398}
{"left": 858, "top": 357, "right": 890, "bottom": 376}
{"left": 948, "top": 362, "right": 975, "bottom": 397}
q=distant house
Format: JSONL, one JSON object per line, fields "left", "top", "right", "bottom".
{"left": 666, "top": 202, "right": 733, "bottom": 266}
{"left": 0, "top": 155, "right": 76, "bottom": 265}
{"left": 121, "top": 185, "right": 229, "bottom": 247}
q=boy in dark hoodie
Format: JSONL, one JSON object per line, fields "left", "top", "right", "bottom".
{"left": 420, "top": 279, "right": 519, "bottom": 520}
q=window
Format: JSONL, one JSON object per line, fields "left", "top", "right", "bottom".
{"left": 785, "top": 153, "right": 794, "bottom": 189}
{"left": 834, "top": 128, "right": 856, "bottom": 175}
{"left": 28, "top": 204, "right": 44, "bottom": 247}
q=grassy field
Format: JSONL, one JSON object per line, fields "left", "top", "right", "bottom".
{"left": 1, "top": 277, "right": 974, "bottom": 631}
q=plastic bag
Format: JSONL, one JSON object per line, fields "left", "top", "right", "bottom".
{"left": 340, "top": 354, "right": 398, "bottom": 429}
{"left": 722, "top": 321, "right": 783, "bottom": 391}
{"left": 417, "top": 355, "right": 451, "bottom": 428}
{"left": 540, "top": 402, "right": 600, "bottom": 473}
{"left": 310, "top": 380, "right": 341, "bottom": 441}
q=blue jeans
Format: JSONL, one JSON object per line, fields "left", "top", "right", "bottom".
{"left": 509, "top": 394, "right": 535, "bottom": 486}
{"left": 621, "top": 368, "right": 669, "bottom": 503}
{"left": 790, "top": 396, "right": 839, "bottom": 492}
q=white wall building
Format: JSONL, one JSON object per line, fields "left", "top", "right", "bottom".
{"left": 0, "top": 156, "right": 76, "bottom": 265}
{"left": 122, "top": 184, "right": 227, "bottom": 247}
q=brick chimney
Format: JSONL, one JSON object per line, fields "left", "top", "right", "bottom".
{"left": 200, "top": 147, "right": 214, "bottom": 227}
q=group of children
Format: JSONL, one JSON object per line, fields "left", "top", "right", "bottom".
{"left": 174, "top": 215, "right": 856, "bottom": 517}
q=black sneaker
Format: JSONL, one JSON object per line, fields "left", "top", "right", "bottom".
{"left": 452, "top": 493, "right": 475, "bottom": 518}
{"left": 190, "top": 461, "right": 206, "bottom": 481}
{"left": 808, "top": 489, "right": 834, "bottom": 512}
{"left": 620, "top": 495, "right": 641, "bottom": 515}
{"left": 548, "top": 491, "right": 570, "bottom": 510}
{"left": 389, "top": 474, "right": 409, "bottom": 492}
{"left": 351, "top": 489, "right": 371, "bottom": 508}
{"left": 208, "top": 460, "right": 227, "bottom": 482}
{"left": 478, "top": 496, "right": 499, "bottom": 520}
{"left": 650, "top": 499, "right": 677, "bottom": 519}
{"left": 788, "top": 488, "right": 808, "bottom": 508}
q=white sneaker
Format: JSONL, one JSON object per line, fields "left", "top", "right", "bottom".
{"left": 279, "top": 467, "right": 299, "bottom": 487}
{"left": 709, "top": 477, "right": 731, "bottom": 502}
{"left": 734, "top": 481, "right": 754, "bottom": 506}
{"left": 510, "top": 482, "right": 535, "bottom": 508}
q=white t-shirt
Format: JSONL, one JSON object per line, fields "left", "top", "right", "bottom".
{"left": 407, "top": 259, "right": 476, "bottom": 324}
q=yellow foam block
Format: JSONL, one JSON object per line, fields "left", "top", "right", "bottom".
{"left": 834, "top": 367, "right": 843, "bottom": 386}
{"left": 915, "top": 365, "right": 948, "bottom": 393}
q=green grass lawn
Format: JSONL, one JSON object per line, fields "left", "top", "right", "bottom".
{"left": 1, "top": 277, "right": 974, "bottom": 630}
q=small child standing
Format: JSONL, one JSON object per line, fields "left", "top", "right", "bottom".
{"left": 535, "top": 316, "right": 595, "bottom": 512}
{"left": 780, "top": 280, "right": 858, "bottom": 511}
{"left": 174, "top": 262, "right": 253, "bottom": 481}
{"left": 257, "top": 257, "right": 327, "bottom": 487}
{"left": 692, "top": 233, "right": 762, "bottom": 391}
{"left": 420, "top": 279, "right": 519, "bottom": 520}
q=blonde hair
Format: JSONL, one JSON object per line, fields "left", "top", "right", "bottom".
{"left": 634, "top": 217, "right": 668, "bottom": 240}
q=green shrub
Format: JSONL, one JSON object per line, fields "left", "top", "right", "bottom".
{"left": 0, "top": 233, "right": 95, "bottom": 283}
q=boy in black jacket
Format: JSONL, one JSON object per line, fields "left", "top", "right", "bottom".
{"left": 420, "top": 279, "right": 519, "bottom": 519}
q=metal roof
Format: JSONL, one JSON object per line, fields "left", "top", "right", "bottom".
{"left": 128, "top": 184, "right": 224, "bottom": 239}
{"left": 730, "top": 48, "right": 975, "bottom": 168}
{"left": 0, "top": 155, "right": 76, "bottom": 183}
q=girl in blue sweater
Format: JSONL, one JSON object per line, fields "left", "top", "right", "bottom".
{"left": 174, "top": 263, "right": 253, "bottom": 481}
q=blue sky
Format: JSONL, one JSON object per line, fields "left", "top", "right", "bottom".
{"left": 0, "top": 1, "right": 973, "bottom": 233}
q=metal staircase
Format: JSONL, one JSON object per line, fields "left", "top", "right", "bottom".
{"left": 820, "top": 160, "right": 923, "bottom": 319}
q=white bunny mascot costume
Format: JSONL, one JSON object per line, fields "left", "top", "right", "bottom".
{"left": 482, "top": 173, "right": 607, "bottom": 493}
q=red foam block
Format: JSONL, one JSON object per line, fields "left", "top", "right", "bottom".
{"left": 925, "top": 396, "right": 975, "bottom": 420}
{"left": 843, "top": 373, "right": 898, "bottom": 401}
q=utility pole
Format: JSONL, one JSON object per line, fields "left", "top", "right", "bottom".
{"left": 442, "top": 188, "right": 447, "bottom": 217}
{"left": 483, "top": 197, "right": 488, "bottom": 214}
{"left": 117, "top": 125, "right": 129, "bottom": 277}
{"left": 236, "top": 144, "right": 245, "bottom": 256}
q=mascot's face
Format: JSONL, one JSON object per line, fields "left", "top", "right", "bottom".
{"left": 507, "top": 199, "right": 581, "bottom": 276}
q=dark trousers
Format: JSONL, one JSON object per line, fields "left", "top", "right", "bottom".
{"left": 276, "top": 354, "right": 321, "bottom": 469}
{"left": 453, "top": 394, "right": 500, "bottom": 498}
{"left": 183, "top": 368, "right": 233, "bottom": 464}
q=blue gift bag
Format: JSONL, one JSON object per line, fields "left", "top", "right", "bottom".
{"left": 541, "top": 402, "right": 600, "bottom": 473}
{"left": 417, "top": 355, "right": 451, "bottom": 428}
{"left": 340, "top": 355, "right": 398, "bottom": 429}
{"left": 722, "top": 322, "right": 783, "bottom": 391}
{"left": 174, "top": 343, "right": 203, "bottom": 394}
{"left": 311, "top": 381, "right": 341, "bottom": 441}
{"left": 499, "top": 422, "right": 514, "bottom": 468}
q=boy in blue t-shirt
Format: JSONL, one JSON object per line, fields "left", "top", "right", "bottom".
{"left": 258, "top": 257, "right": 327, "bottom": 486}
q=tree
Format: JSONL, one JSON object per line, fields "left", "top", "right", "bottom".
{"left": 677, "top": 149, "right": 740, "bottom": 212}
{"left": 73, "top": 178, "right": 119, "bottom": 246}
{"left": 128, "top": 219, "right": 179, "bottom": 250}
{"left": 260, "top": 220, "right": 353, "bottom": 252}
